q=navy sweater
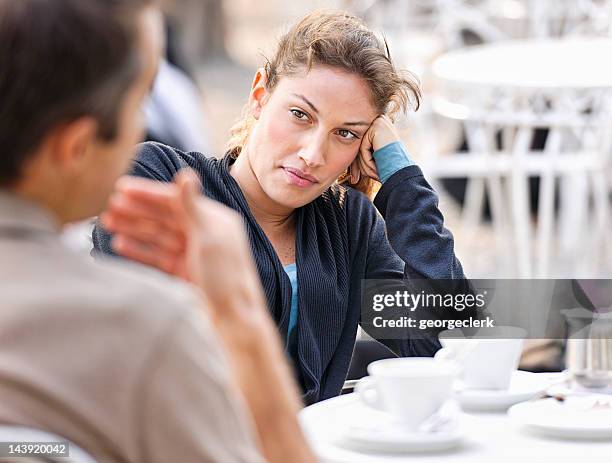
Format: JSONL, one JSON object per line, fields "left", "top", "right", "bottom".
{"left": 93, "top": 142, "right": 466, "bottom": 404}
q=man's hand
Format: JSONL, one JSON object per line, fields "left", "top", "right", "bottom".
{"left": 349, "top": 114, "right": 401, "bottom": 184}
{"left": 102, "top": 170, "right": 266, "bottom": 324}
{"left": 101, "top": 175, "right": 187, "bottom": 277}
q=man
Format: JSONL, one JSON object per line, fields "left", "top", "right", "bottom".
{"left": 0, "top": 1, "right": 314, "bottom": 461}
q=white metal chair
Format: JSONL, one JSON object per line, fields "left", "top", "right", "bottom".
{"left": 426, "top": 81, "right": 612, "bottom": 277}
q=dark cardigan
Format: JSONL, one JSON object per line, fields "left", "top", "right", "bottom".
{"left": 93, "top": 142, "right": 466, "bottom": 404}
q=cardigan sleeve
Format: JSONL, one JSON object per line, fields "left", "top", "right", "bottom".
{"left": 359, "top": 165, "right": 470, "bottom": 357}
{"left": 372, "top": 164, "right": 465, "bottom": 280}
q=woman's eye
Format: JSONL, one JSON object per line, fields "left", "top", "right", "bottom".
{"left": 290, "top": 109, "right": 308, "bottom": 120}
{"left": 337, "top": 129, "right": 358, "bottom": 140}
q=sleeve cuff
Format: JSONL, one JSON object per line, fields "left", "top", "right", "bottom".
{"left": 372, "top": 141, "right": 415, "bottom": 184}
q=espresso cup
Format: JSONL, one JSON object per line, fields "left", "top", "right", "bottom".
{"left": 355, "top": 357, "right": 460, "bottom": 431}
{"left": 435, "top": 326, "right": 526, "bottom": 390}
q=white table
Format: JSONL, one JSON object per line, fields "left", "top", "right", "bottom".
{"left": 428, "top": 38, "right": 612, "bottom": 278}
{"left": 432, "top": 38, "right": 612, "bottom": 89}
{"left": 300, "top": 390, "right": 612, "bottom": 462}
{"left": 437, "top": 0, "right": 612, "bottom": 41}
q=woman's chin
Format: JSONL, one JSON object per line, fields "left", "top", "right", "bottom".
{"left": 265, "top": 186, "right": 316, "bottom": 210}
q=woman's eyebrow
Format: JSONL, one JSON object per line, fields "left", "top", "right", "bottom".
{"left": 292, "top": 93, "right": 319, "bottom": 113}
{"left": 291, "top": 93, "right": 370, "bottom": 127}
{"left": 343, "top": 121, "right": 371, "bottom": 127}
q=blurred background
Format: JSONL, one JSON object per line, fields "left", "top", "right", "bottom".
{"left": 88, "top": 0, "right": 612, "bottom": 281}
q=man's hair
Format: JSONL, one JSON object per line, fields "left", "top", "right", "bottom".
{"left": 0, "top": 0, "right": 155, "bottom": 186}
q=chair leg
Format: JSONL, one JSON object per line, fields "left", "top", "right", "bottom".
{"left": 461, "top": 177, "right": 485, "bottom": 231}
{"left": 511, "top": 127, "right": 533, "bottom": 278}
{"left": 559, "top": 173, "right": 589, "bottom": 275}
{"left": 536, "top": 127, "right": 562, "bottom": 277}
{"left": 487, "top": 173, "right": 511, "bottom": 275}
{"left": 589, "top": 169, "right": 611, "bottom": 275}
{"left": 536, "top": 171, "right": 555, "bottom": 277}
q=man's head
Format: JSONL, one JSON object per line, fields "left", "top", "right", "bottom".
{"left": 0, "top": 0, "right": 162, "bottom": 224}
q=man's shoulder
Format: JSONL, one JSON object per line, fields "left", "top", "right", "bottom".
{"left": 45, "top": 249, "right": 205, "bottom": 336}
{"left": 90, "top": 254, "right": 202, "bottom": 322}
{"left": 1, "top": 242, "right": 214, "bottom": 377}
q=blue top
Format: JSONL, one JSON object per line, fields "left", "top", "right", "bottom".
{"left": 284, "top": 263, "right": 298, "bottom": 356}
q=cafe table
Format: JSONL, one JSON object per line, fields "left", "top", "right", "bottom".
{"left": 427, "top": 38, "right": 612, "bottom": 278}
{"left": 299, "top": 373, "right": 612, "bottom": 462}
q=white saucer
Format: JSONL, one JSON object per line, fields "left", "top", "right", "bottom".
{"left": 547, "top": 380, "right": 612, "bottom": 397}
{"left": 337, "top": 403, "right": 464, "bottom": 453}
{"left": 299, "top": 394, "right": 465, "bottom": 456}
{"left": 509, "top": 395, "right": 612, "bottom": 439}
{"left": 455, "top": 370, "right": 550, "bottom": 411}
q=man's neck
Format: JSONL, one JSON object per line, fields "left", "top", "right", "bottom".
{"left": 11, "top": 179, "right": 68, "bottom": 228}
{"left": 0, "top": 186, "right": 62, "bottom": 233}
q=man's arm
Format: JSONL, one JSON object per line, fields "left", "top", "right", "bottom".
{"left": 216, "top": 297, "right": 315, "bottom": 463}
{"left": 103, "top": 170, "right": 317, "bottom": 463}
{"left": 180, "top": 176, "right": 316, "bottom": 463}
{"left": 139, "top": 310, "right": 266, "bottom": 463}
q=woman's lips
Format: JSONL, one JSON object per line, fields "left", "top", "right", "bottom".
{"left": 282, "top": 167, "right": 318, "bottom": 188}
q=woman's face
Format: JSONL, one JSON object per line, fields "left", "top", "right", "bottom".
{"left": 244, "top": 65, "right": 379, "bottom": 209}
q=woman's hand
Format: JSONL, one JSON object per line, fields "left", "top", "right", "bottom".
{"left": 349, "top": 114, "right": 401, "bottom": 184}
{"left": 101, "top": 170, "right": 266, "bottom": 316}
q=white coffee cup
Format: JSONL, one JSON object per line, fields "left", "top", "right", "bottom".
{"left": 435, "top": 326, "right": 526, "bottom": 390}
{"left": 355, "top": 357, "right": 460, "bottom": 431}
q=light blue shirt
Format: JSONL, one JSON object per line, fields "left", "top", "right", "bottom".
{"left": 372, "top": 141, "right": 414, "bottom": 183}
{"left": 284, "top": 263, "right": 298, "bottom": 355}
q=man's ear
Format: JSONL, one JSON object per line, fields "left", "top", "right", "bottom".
{"left": 248, "top": 67, "right": 268, "bottom": 120}
{"left": 47, "top": 117, "right": 99, "bottom": 173}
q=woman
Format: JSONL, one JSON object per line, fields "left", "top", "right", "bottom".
{"left": 93, "top": 10, "right": 466, "bottom": 404}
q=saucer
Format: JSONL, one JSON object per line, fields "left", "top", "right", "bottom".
{"left": 337, "top": 402, "right": 465, "bottom": 453}
{"left": 299, "top": 394, "right": 466, "bottom": 455}
{"left": 508, "top": 395, "right": 612, "bottom": 439}
{"left": 547, "top": 380, "right": 612, "bottom": 397}
{"left": 455, "top": 370, "right": 549, "bottom": 411}
{"left": 338, "top": 423, "right": 464, "bottom": 453}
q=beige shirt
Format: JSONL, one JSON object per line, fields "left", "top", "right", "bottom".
{"left": 0, "top": 192, "right": 264, "bottom": 463}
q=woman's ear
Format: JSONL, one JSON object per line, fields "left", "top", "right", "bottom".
{"left": 248, "top": 67, "right": 268, "bottom": 120}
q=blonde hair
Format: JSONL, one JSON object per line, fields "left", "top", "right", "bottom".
{"left": 227, "top": 9, "right": 421, "bottom": 196}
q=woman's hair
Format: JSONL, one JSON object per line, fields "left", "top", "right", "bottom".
{"left": 227, "top": 9, "right": 421, "bottom": 196}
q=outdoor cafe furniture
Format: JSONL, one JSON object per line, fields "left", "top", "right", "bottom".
{"left": 425, "top": 38, "right": 612, "bottom": 278}
{"left": 300, "top": 372, "right": 612, "bottom": 462}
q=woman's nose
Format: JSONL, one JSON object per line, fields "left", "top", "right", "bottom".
{"left": 298, "top": 133, "right": 326, "bottom": 168}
